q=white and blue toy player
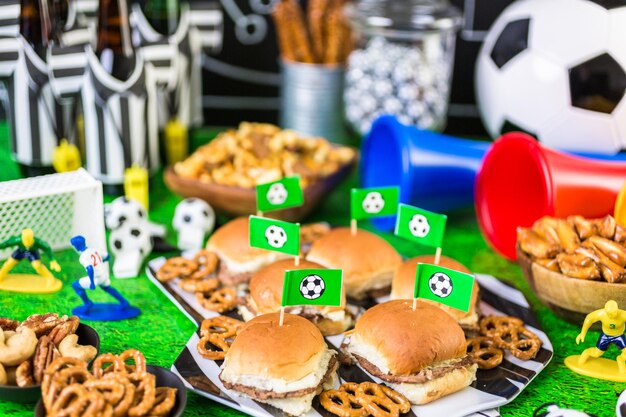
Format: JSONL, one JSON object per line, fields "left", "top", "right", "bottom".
{"left": 70, "top": 235, "right": 130, "bottom": 311}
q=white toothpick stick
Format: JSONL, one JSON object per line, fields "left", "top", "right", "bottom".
{"left": 295, "top": 255, "right": 300, "bottom": 266}
{"left": 434, "top": 247, "right": 442, "bottom": 265}
{"left": 257, "top": 210, "right": 263, "bottom": 217}
{"left": 412, "top": 297, "right": 417, "bottom": 311}
{"left": 279, "top": 306, "right": 285, "bottom": 326}
{"left": 351, "top": 219, "right": 357, "bottom": 236}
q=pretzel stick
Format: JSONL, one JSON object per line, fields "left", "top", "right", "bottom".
{"left": 284, "top": 0, "right": 315, "bottom": 63}
{"left": 308, "top": 0, "right": 329, "bottom": 62}
{"left": 324, "top": 1, "right": 343, "bottom": 64}
{"left": 272, "top": 1, "right": 298, "bottom": 62}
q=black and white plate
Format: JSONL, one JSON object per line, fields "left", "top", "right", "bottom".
{"left": 147, "top": 258, "right": 553, "bottom": 417}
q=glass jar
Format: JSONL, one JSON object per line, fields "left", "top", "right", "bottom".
{"left": 344, "top": 0, "right": 462, "bottom": 135}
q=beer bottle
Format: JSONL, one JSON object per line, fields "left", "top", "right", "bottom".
{"left": 143, "top": 0, "right": 180, "bottom": 36}
{"left": 96, "top": 0, "right": 135, "bottom": 80}
{"left": 19, "top": 0, "right": 52, "bottom": 59}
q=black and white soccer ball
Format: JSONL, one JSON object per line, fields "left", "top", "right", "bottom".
{"left": 362, "top": 192, "right": 385, "bottom": 214}
{"left": 109, "top": 223, "right": 152, "bottom": 257}
{"left": 299, "top": 274, "right": 325, "bottom": 300}
{"left": 265, "top": 225, "right": 287, "bottom": 248}
{"left": 266, "top": 183, "right": 288, "bottom": 206}
{"left": 429, "top": 272, "right": 453, "bottom": 298}
{"left": 535, "top": 403, "right": 596, "bottom": 417}
{"left": 104, "top": 197, "right": 146, "bottom": 230}
{"left": 172, "top": 198, "right": 215, "bottom": 234}
{"left": 409, "top": 214, "right": 430, "bottom": 238}
{"left": 476, "top": 0, "right": 626, "bottom": 154}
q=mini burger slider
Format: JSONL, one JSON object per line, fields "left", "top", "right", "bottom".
{"left": 239, "top": 259, "right": 353, "bottom": 335}
{"left": 345, "top": 300, "right": 477, "bottom": 405}
{"left": 219, "top": 313, "right": 338, "bottom": 416}
{"left": 306, "top": 228, "right": 402, "bottom": 300}
{"left": 391, "top": 255, "right": 480, "bottom": 332}
{"left": 207, "top": 217, "right": 289, "bottom": 286}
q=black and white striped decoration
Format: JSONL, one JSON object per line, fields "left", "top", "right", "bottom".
{"left": 147, "top": 257, "right": 553, "bottom": 417}
{"left": 130, "top": 3, "right": 217, "bottom": 129}
{"left": 81, "top": 47, "right": 159, "bottom": 185}
{"left": 0, "top": 0, "right": 18, "bottom": 37}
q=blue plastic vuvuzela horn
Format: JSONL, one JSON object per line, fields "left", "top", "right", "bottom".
{"left": 360, "top": 116, "right": 490, "bottom": 231}
{"left": 360, "top": 115, "right": 626, "bottom": 232}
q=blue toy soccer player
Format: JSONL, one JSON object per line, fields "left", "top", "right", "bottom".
{"left": 70, "top": 235, "right": 129, "bottom": 311}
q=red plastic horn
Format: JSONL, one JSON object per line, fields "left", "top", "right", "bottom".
{"left": 475, "top": 133, "right": 626, "bottom": 260}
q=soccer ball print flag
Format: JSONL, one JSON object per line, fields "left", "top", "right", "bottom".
{"left": 249, "top": 215, "right": 300, "bottom": 257}
{"left": 351, "top": 187, "right": 399, "bottom": 221}
{"left": 415, "top": 263, "right": 475, "bottom": 313}
{"left": 256, "top": 177, "right": 304, "bottom": 213}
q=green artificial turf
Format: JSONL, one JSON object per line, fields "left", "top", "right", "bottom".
{"left": 0, "top": 123, "right": 622, "bottom": 417}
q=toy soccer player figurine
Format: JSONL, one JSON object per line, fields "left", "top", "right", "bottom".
{"left": 70, "top": 235, "right": 140, "bottom": 321}
{"left": 0, "top": 229, "right": 62, "bottom": 293}
{"left": 565, "top": 300, "right": 626, "bottom": 382}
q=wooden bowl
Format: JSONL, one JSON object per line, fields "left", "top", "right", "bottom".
{"left": 0, "top": 323, "right": 100, "bottom": 403}
{"left": 517, "top": 245, "right": 626, "bottom": 324}
{"left": 164, "top": 155, "right": 357, "bottom": 222}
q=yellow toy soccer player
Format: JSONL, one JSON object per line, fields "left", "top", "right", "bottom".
{"left": 577, "top": 300, "right": 626, "bottom": 373}
{"left": 0, "top": 229, "right": 61, "bottom": 285}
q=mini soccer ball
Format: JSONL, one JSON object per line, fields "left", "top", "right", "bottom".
{"left": 299, "top": 274, "right": 325, "bottom": 300}
{"left": 535, "top": 403, "right": 595, "bottom": 417}
{"left": 362, "top": 192, "right": 385, "bottom": 214}
{"left": 265, "top": 225, "right": 287, "bottom": 248}
{"left": 104, "top": 197, "right": 146, "bottom": 230}
{"left": 267, "top": 183, "right": 288, "bottom": 206}
{"left": 409, "top": 214, "right": 430, "bottom": 238}
{"left": 428, "top": 272, "right": 453, "bottom": 298}
{"left": 476, "top": 0, "right": 626, "bottom": 154}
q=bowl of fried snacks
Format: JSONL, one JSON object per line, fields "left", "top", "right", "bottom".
{"left": 517, "top": 215, "right": 626, "bottom": 323}
{"left": 35, "top": 349, "right": 186, "bottom": 417}
{"left": 166, "top": 122, "right": 357, "bottom": 222}
{"left": 0, "top": 313, "right": 99, "bottom": 403}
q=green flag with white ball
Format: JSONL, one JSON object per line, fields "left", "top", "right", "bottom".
{"left": 394, "top": 204, "right": 447, "bottom": 248}
{"left": 282, "top": 269, "right": 343, "bottom": 307}
{"left": 350, "top": 187, "right": 400, "bottom": 221}
{"left": 256, "top": 177, "right": 304, "bottom": 213}
{"left": 249, "top": 215, "right": 300, "bottom": 256}
{"left": 415, "top": 263, "right": 475, "bottom": 313}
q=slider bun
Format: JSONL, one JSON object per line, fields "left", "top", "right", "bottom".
{"left": 223, "top": 313, "right": 326, "bottom": 381}
{"left": 306, "top": 228, "right": 401, "bottom": 299}
{"left": 351, "top": 300, "right": 466, "bottom": 375}
{"left": 207, "top": 217, "right": 287, "bottom": 265}
{"left": 390, "top": 255, "right": 479, "bottom": 323}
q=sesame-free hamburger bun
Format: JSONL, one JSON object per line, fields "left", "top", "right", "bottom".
{"left": 219, "top": 313, "right": 338, "bottom": 415}
{"left": 306, "top": 227, "right": 401, "bottom": 300}
{"left": 346, "top": 300, "right": 477, "bottom": 405}
{"left": 239, "top": 259, "right": 352, "bottom": 335}
{"left": 207, "top": 217, "right": 289, "bottom": 286}
{"left": 390, "top": 255, "right": 480, "bottom": 331}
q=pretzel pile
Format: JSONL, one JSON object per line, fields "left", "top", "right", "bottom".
{"left": 320, "top": 381, "right": 411, "bottom": 417}
{"left": 42, "top": 349, "right": 177, "bottom": 417}
{"left": 196, "top": 316, "right": 245, "bottom": 361}
{"left": 518, "top": 215, "right": 626, "bottom": 282}
{"left": 174, "top": 122, "right": 355, "bottom": 188}
{"left": 272, "top": 0, "right": 353, "bottom": 65}
{"left": 466, "top": 316, "right": 542, "bottom": 370}
{"left": 0, "top": 313, "right": 97, "bottom": 387}
{"left": 157, "top": 249, "right": 238, "bottom": 313}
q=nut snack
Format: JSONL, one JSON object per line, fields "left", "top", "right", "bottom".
{"left": 0, "top": 313, "right": 97, "bottom": 387}
{"left": 518, "top": 215, "right": 626, "bottom": 282}
{"left": 41, "top": 349, "right": 177, "bottom": 417}
{"left": 173, "top": 122, "right": 355, "bottom": 189}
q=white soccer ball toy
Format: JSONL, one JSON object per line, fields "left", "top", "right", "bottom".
{"left": 475, "top": 0, "right": 626, "bottom": 154}
{"left": 266, "top": 183, "right": 288, "bottom": 206}
{"left": 536, "top": 403, "right": 595, "bottom": 417}
{"left": 104, "top": 197, "right": 147, "bottom": 230}
{"left": 362, "top": 192, "right": 385, "bottom": 214}
{"left": 172, "top": 198, "right": 216, "bottom": 251}
{"left": 108, "top": 223, "right": 153, "bottom": 278}
{"left": 409, "top": 214, "right": 430, "bottom": 238}
{"left": 265, "top": 225, "right": 287, "bottom": 248}
{"left": 428, "top": 272, "right": 453, "bottom": 298}
{"left": 299, "top": 274, "right": 325, "bottom": 300}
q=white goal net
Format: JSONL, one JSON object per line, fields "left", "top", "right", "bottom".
{"left": 0, "top": 169, "right": 106, "bottom": 260}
